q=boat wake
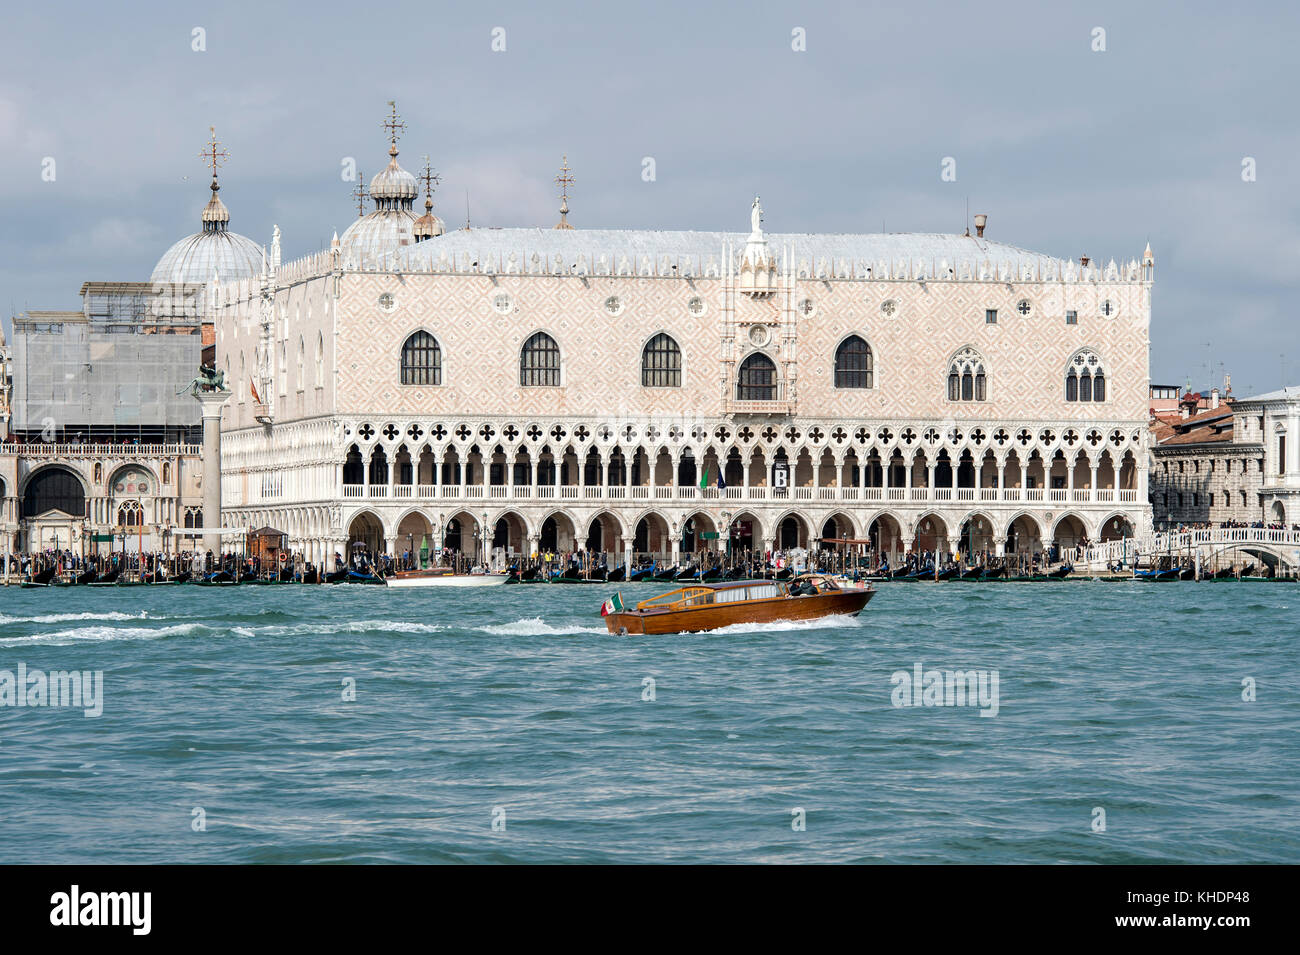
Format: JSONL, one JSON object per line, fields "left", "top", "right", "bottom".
{"left": 707, "top": 614, "right": 863, "bottom": 636}
{"left": 477, "top": 616, "right": 607, "bottom": 637}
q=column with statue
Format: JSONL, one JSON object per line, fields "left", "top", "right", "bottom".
{"left": 183, "top": 363, "right": 232, "bottom": 558}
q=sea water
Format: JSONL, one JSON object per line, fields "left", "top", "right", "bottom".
{"left": 0, "top": 581, "right": 1296, "bottom": 863}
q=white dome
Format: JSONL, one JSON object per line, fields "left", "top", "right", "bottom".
{"left": 152, "top": 228, "right": 262, "bottom": 285}
{"left": 152, "top": 177, "right": 261, "bottom": 285}
{"left": 338, "top": 210, "right": 418, "bottom": 261}
{"left": 370, "top": 151, "right": 418, "bottom": 203}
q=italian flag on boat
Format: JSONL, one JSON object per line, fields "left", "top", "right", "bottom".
{"left": 600, "top": 593, "right": 625, "bottom": 616}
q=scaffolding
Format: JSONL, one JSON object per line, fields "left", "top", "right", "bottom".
{"left": 9, "top": 282, "right": 207, "bottom": 442}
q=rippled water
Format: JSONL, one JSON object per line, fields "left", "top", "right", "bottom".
{"left": 0, "top": 580, "right": 1296, "bottom": 863}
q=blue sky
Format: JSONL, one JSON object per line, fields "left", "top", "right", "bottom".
{"left": 2, "top": 0, "right": 1297, "bottom": 394}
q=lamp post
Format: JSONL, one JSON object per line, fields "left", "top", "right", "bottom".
{"left": 482, "top": 511, "right": 489, "bottom": 570}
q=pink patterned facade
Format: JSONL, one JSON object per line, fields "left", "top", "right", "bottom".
{"left": 211, "top": 204, "right": 1154, "bottom": 568}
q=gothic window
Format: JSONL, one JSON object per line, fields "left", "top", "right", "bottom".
{"left": 184, "top": 507, "right": 202, "bottom": 529}
{"left": 401, "top": 331, "right": 442, "bottom": 386}
{"left": 641, "top": 333, "right": 682, "bottom": 388}
{"left": 737, "top": 353, "right": 777, "bottom": 401}
{"left": 947, "top": 347, "right": 987, "bottom": 402}
{"left": 520, "top": 332, "right": 561, "bottom": 387}
{"left": 834, "top": 336, "right": 873, "bottom": 389}
{"left": 117, "top": 500, "right": 143, "bottom": 527}
{"left": 1066, "top": 349, "right": 1106, "bottom": 402}
{"left": 297, "top": 336, "right": 305, "bottom": 389}
{"left": 316, "top": 332, "right": 324, "bottom": 387}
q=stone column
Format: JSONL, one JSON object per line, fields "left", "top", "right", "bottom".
{"left": 194, "top": 388, "right": 232, "bottom": 557}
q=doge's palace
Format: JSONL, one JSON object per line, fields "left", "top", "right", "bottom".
{"left": 210, "top": 113, "right": 1153, "bottom": 569}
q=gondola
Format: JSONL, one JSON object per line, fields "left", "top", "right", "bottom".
{"left": 674, "top": 564, "right": 702, "bottom": 582}
{"left": 959, "top": 565, "right": 983, "bottom": 580}
{"left": 21, "top": 566, "right": 57, "bottom": 587}
{"left": 75, "top": 568, "right": 98, "bottom": 585}
{"left": 606, "top": 566, "right": 626, "bottom": 583}
{"left": 629, "top": 564, "right": 658, "bottom": 582}
{"left": 1134, "top": 567, "right": 1180, "bottom": 581}
{"left": 197, "top": 570, "right": 238, "bottom": 585}
{"left": 652, "top": 565, "right": 679, "bottom": 582}
{"left": 324, "top": 568, "right": 351, "bottom": 583}
{"left": 1178, "top": 565, "right": 1196, "bottom": 581}
{"left": 980, "top": 565, "right": 1007, "bottom": 580}
{"left": 88, "top": 566, "right": 122, "bottom": 586}
{"left": 1212, "top": 567, "right": 1235, "bottom": 580}
{"left": 774, "top": 567, "right": 794, "bottom": 581}
{"left": 1048, "top": 564, "right": 1072, "bottom": 579}
{"left": 701, "top": 566, "right": 725, "bottom": 582}
{"left": 935, "top": 567, "right": 959, "bottom": 581}
{"left": 299, "top": 567, "right": 321, "bottom": 584}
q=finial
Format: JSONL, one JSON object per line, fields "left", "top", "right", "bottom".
{"left": 382, "top": 100, "right": 406, "bottom": 157}
{"left": 419, "top": 155, "right": 441, "bottom": 213}
{"left": 351, "top": 173, "right": 369, "bottom": 217}
{"left": 554, "top": 155, "right": 575, "bottom": 229}
{"left": 199, "top": 125, "right": 229, "bottom": 193}
{"left": 198, "top": 126, "right": 232, "bottom": 233}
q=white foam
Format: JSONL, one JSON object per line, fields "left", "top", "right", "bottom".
{"left": 1, "top": 622, "right": 210, "bottom": 647}
{"left": 478, "top": 616, "right": 607, "bottom": 636}
{"left": 708, "top": 614, "right": 862, "bottom": 635}
{"left": 0, "top": 610, "right": 150, "bottom": 625}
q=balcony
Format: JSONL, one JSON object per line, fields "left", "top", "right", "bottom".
{"left": 334, "top": 482, "right": 1142, "bottom": 508}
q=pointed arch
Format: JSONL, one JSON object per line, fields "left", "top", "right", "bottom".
{"left": 737, "top": 351, "right": 778, "bottom": 400}
{"left": 401, "top": 330, "right": 442, "bottom": 386}
{"left": 946, "top": 345, "right": 988, "bottom": 402}
{"left": 520, "top": 331, "right": 561, "bottom": 387}
{"left": 641, "top": 332, "right": 682, "bottom": 388}
{"left": 833, "top": 334, "right": 874, "bottom": 389}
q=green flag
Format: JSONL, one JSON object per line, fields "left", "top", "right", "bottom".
{"left": 699, "top": 466, "right": 709, "bottom": 491}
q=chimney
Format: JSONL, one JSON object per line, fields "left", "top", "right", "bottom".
{"left": 1210, "top": 388, "right": 1220, "bottom": 409}
{"left": 1181, "top": 404, "right": 1190, "bottom": 419}
{"left": 973, "top": 214, "right": 987, "bottom": 238}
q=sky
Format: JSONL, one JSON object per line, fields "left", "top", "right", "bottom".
{"left": 1, "top": 0, "right": 1297, "bottom": 395}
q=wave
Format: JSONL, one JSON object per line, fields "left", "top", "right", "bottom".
{"left": 0, "top": 622, "right": 213, "bottom": 647}
{"left": 0, "top": 610, "right": 150, "bottom": 625}
{"left": 477, "top": 616, "right": 607, "bottom": 636}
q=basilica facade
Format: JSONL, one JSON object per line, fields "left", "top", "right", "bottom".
{"left": 210, "top": 119, "right": 1154, "bottom": 568}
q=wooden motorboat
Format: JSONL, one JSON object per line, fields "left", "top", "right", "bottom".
{"left": 384, "top": 567, "right": 508, "bottom": 588}
{"left": 601, "top": 574, "right": 874, "bottom": 635}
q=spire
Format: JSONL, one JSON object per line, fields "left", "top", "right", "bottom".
{"left": 413, "top": 155, "right": 445, "bottom": 241}
{"left": 198, "top": 126, "right": 231, "bottom": 233}
{"left": 381, "top": 99, "right": 407, "bottom": 160}
{"left": 351, "top": 173, "right": 369, "bottom": 218}
{"left": 554, "top": 155, "right": 575, "bottom": 229}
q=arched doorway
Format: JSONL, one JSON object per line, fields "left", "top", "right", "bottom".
{"left": 1051, "top": 514, "right": 1088, "bottom": 555}
{"left": 633, "top": 512, "right": 671, "bottom": 558}
{"left": 395, "top": 511, "right": 433, "bottom": 567}
{"left": 681, "top": 512, "right": 717, "bottom": 554}
{"left": 777, "top": 513, "right": 807, "bottom": 550}
{"left": 346, "top": 511, "right": 384, "bottom": 561}
{"left": 538, "top": 511, "right": 576, "bottom": 552}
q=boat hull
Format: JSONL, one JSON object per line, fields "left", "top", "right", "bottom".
{"left": 384, "top": 572, "right": 509, "bottom": 588}
{"left": 605, "top": 587, "right": 873, "bottom": 634}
